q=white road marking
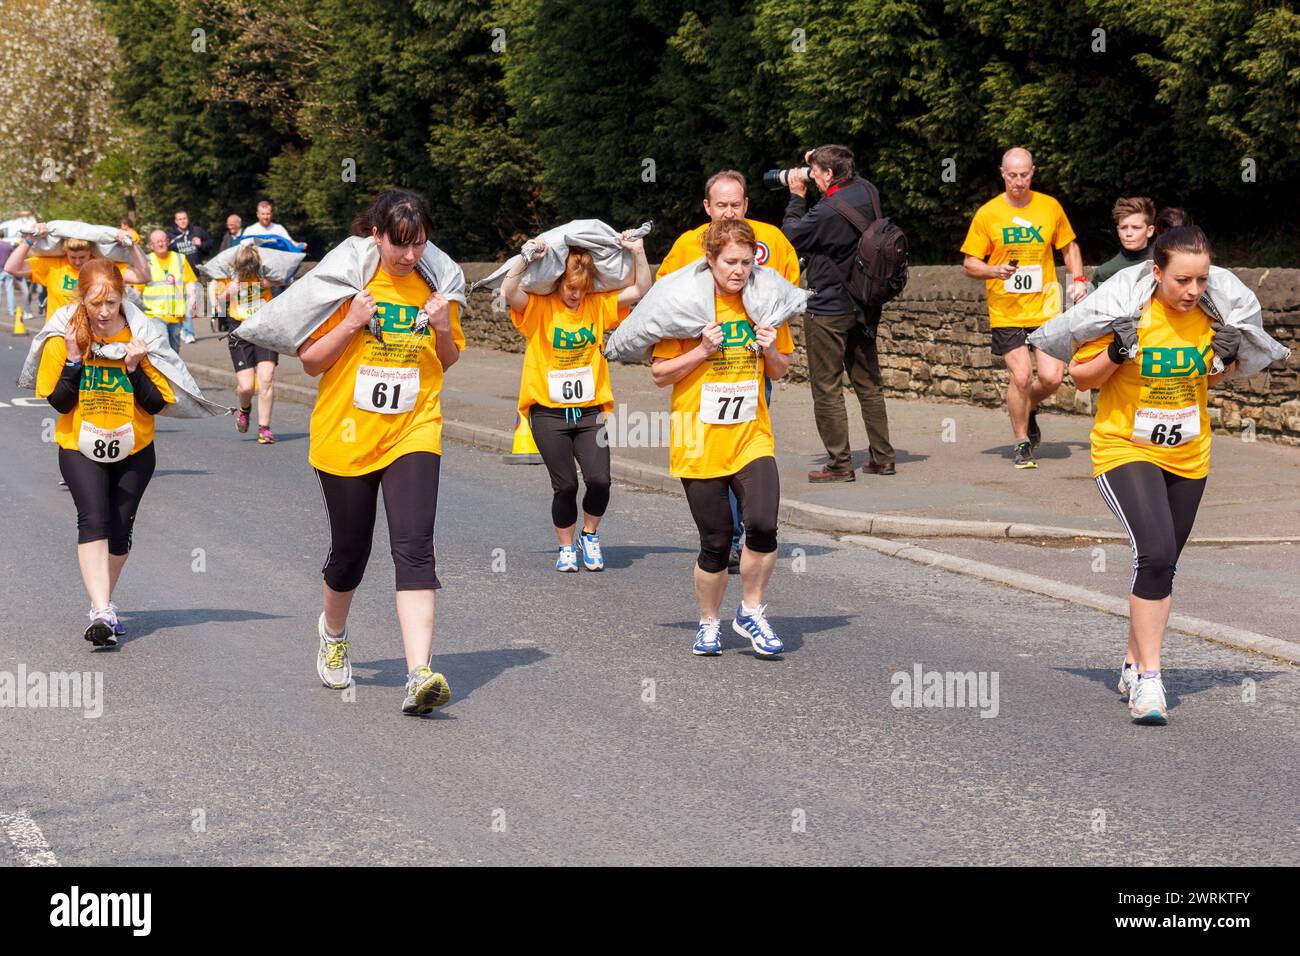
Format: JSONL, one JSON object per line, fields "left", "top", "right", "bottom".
{"left": 0, "top": 809, "right": 58, "bottom": 866}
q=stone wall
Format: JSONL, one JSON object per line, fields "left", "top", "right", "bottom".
{"left": 456, "top": 262, "right": 1300, "bottom": 445}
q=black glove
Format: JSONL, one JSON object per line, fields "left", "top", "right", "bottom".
{"left": 1211, "top": 324, "right": 1241, "bottom": 368}
{"left": 1106, "top": 330, "right": 1130, "bottom": 364}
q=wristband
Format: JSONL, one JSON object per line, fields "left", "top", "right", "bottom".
{"left": 65, "top": 359, "right": 83, "bottom": 368}
{"left": 1072, "top": 275, "right": 1087, "bottom": 283}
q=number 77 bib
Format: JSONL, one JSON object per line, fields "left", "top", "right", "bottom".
{"left": 354, "top": 365, "right": 419, "bottom": 414}
{"left": 700, "top": 380, "right": 758, "bottom": 425}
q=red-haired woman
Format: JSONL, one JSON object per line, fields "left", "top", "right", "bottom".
{"left": 501, "top": 231, "right": 650, "bottom": 572}
{"left": 34, "top": 259, "right": 175, "bottom": 647}
{"left": 651, "top": 220, "right": 795, "bottom": 657}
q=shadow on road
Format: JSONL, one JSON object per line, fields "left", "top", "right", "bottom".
{"left": 353, "top": 646, "right": 548, "bottom": 705}
{"left": 1057, "top": 666, "right": 1288, "bottom": 709}
{"left": 113, "top": 607, "right": 290, "bottom": 644}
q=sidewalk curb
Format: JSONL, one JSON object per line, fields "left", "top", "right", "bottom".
{"left": 841, "top": 534, "right": 1300, "bottom": 664}
{"left": 179, "top": 358, "right": 1300, "bottom": 546}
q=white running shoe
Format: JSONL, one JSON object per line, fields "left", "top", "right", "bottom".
{"left": 1129, "top": 675, "right": 1168, "bottom": 725}
{"left": 555, "top": 545, "right": 579, "bottom": 573}
{"left": 83, "top": 607, "right": 118, "bottom": 648}
{"left": 1117, "top": 662, "right": 1139, "bottom": 699}
{"left": 316, "top": 613, "right": 352, "bottom": 689}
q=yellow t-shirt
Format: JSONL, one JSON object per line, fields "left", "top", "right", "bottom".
{"left": 35, "top": 326, "right": 175, "bottom": 454}
{"left": 511, "top": 290, "right": 629, "bottom": 412}
{"left": 220, "top": 279, "right": 272, "bottom": 321}
{"left": 960, "top": 191, "right": 1076, "bottom": 329}
{"left": 307, "top": 267, "right": 466, "bottom": 476}
{"left": 651, "top": 293, "right": 795, "bottom": 480}
{"left": 1074, "top": 298, "right": 1214, "bottom": 479}
{"left": 657, "top": 219, "right": 800, "bottom": 284}
{"left": 144, "top": 251, "right": 197, "bottom": 322}
{"left": 29, "top": 256, "right": 129, "bottom": 318}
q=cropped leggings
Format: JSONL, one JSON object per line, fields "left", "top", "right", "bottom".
{"left": 315, "top": 452, "right": 442, "bottom": 593}
{"left": 58, "top": 443, "right": 156, "bottom": 555}
{"left": 529, "top": 405, "right": 612, "bottom": 529}
{"left": 1096, "top": 460, "right": 1206, "bottom": 601}
{"left": 681, "top": 456, "right": 780, "bottom": 573}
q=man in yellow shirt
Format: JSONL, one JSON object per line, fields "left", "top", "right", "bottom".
{"left": 142, "top": 229, "right": 198, "bottom": 352}
{"left": 659, "top": 169, "right": 798, "bottom": 570}
{"left": 961, "top": 147, "right": 1086, "bottom": 469}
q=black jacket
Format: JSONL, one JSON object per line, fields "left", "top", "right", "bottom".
{"left": 166, "top": 225, "right": 214, "bottom": 268}
{"left": 782, "top": 175, "right": 881, "bottom": 324}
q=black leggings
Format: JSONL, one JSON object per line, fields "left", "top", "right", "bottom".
{"left": 1096, "top": 460, "right": 1207, "bottom": 600}
{"left": 681, "top": 456, "right": 780, "bottom": 573}
{"left": 528, "top": 405, "right": 612, "bottom": 529}
{"left": 315, "top": 452, "right": 442, "bottom": 593}
{"left": 58, "top": 443, "right": 156, "bottom": 555}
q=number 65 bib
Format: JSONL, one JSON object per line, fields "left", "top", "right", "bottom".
{"left": 354, "top": 365, "right": 419, "bottom": 414}
{"left": 1132, "top": 404, "right": 1200, "bottom": 447}
{"left": 700, "top": 380, "right": 759, "bottom": 425}
{"left": 78, "top": 421, "right": 134, "bottom": 462}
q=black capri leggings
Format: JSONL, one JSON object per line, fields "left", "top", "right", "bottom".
{"left": 528, "top": 405, "right": 612, "bottom": 529}
{"left": 681, "top": 456, "right": 780, "bottom": 573}
{"left": 1096, "top": 460, "right": 1207, "bottom": 601}
{"left": 58, "top": 443, "right": 157, "bottom": 555}
{"left": 314, "top": 451, "right": 442, "bottom": 593}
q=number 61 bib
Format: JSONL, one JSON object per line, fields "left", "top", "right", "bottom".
{"left": 354, "top": 365, "right": 419, "bottom": 414}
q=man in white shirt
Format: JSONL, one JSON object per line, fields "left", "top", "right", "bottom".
{"left": 240, "top": 200, "right": 305, "bottom": 251}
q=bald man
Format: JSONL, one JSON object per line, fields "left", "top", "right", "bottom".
{"left": 961, "top": 148, "right": 1085, "bottom": 470}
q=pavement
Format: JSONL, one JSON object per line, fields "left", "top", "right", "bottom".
{"left": 1, "top": 340, "right": 1297, "bottom": 866}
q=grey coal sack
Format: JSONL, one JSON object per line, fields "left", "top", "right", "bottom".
{"left": 603, "top": 259, "right": 812, "bottom": 364}
{"left": 472, "top": 219, "right": 654, "bottom": 295}
{"left": 231, "top": 235, "right": 466, "bottom": 355}
{"left": 21, "top": 220, "right": 132, "bottom": 262}
{"left": 1029, "top": 261, "right": 1290, "bottom": 380}
{"left": 201, "top": 244, "right": 306, "bottom": 284}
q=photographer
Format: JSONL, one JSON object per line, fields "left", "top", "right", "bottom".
{"left": 782, "top": 144, "right": 895, "bottom": 482}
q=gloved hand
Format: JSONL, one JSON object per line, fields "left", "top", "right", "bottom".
{"left": 1211, "top": 323, "right": 1241, "bottom": 368}
{"left": 1106, "top": 314, "right": 1139, "bottom": 363}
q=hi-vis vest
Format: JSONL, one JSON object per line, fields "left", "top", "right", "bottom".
{"left": 144, "top": 252, "right": 187, "bottom": 318}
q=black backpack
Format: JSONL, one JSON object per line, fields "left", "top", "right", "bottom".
{"left": 825, "top": 182, "right": 909, "bottom": 315}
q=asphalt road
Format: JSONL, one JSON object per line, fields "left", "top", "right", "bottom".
{"left": 1, "top": 341, "right": 1297, "bottom": 865}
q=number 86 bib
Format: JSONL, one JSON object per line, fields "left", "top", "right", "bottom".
{"left": 78, "top": 421, "right": 135, "bottom": 462}
{"left": 354, "top": 365, "right": 419, "bottom": 414}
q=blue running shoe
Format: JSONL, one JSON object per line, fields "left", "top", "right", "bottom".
{"left": 732, "top": 603, "right": 784, "bottom": 656}
{"left": 577, "top": 531, "right": 604, "bottom": 571}
{"left": 555, "top": 545, "right": 579, "bottom": 572}
{"left": 692, "top": 619, "right": 722, "bottom": 656}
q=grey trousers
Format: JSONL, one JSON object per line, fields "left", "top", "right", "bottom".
{"left": 805, "top": 311, "right": 894, "bottom": 471}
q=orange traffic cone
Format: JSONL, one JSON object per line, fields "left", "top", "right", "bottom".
{"left": 12, "top": 307, "right": 28, "bottom": 336}
{"left": 503, "top": 410, "right": 543, "bottom": 463}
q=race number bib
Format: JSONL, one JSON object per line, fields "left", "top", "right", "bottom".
{"left": 78, "top": 421, "right": 134, "bottom": 463}
{"left": 700, "top": 380, "right": 759, "bottom": 425}
{"left": 1003, "top": 264, "right": 1043, "bottom": 294}
{"left": 1132, "top": 405, "right": 1200, "bottom": 447}
{"left": 548, "top": 366, "right": 595, "bottom": 405}
{"left": 354, "top": 365, "right": 419, "bottom": 414}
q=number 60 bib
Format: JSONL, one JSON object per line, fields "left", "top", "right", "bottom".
{"left": 354, "top": 365, "right": 419, "bottom": 414}
{"left": 700, "top": 380, "right": 759, "bottom": 425}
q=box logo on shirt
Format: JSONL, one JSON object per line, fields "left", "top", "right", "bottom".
{"left": 81, "top": 366, "right": 132, "bottom": 393}
{"left": 721, "top": 320, "right": 754, "bottom": 348}
{"left": 553, "top": 325, "right": 596, "bottom": 350}
{"left": 62, "top": 274, "right": 79, "bottom": 291}
{"left": 1001, "top": 225, "right": 1044, "bottom": 245}
{"left": 375, "top": 301, "right": 425, "bottom": 335}
{"left": 1141, "top": 345, "right": 1211, "bottom": 379}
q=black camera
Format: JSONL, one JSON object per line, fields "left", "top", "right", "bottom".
{"left": 762, "top": 166, "right": 811, "bottom": 190}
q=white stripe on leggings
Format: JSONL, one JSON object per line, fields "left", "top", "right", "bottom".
{"left": 1096, "top": 471, "right": 1140, "bottom": 594}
